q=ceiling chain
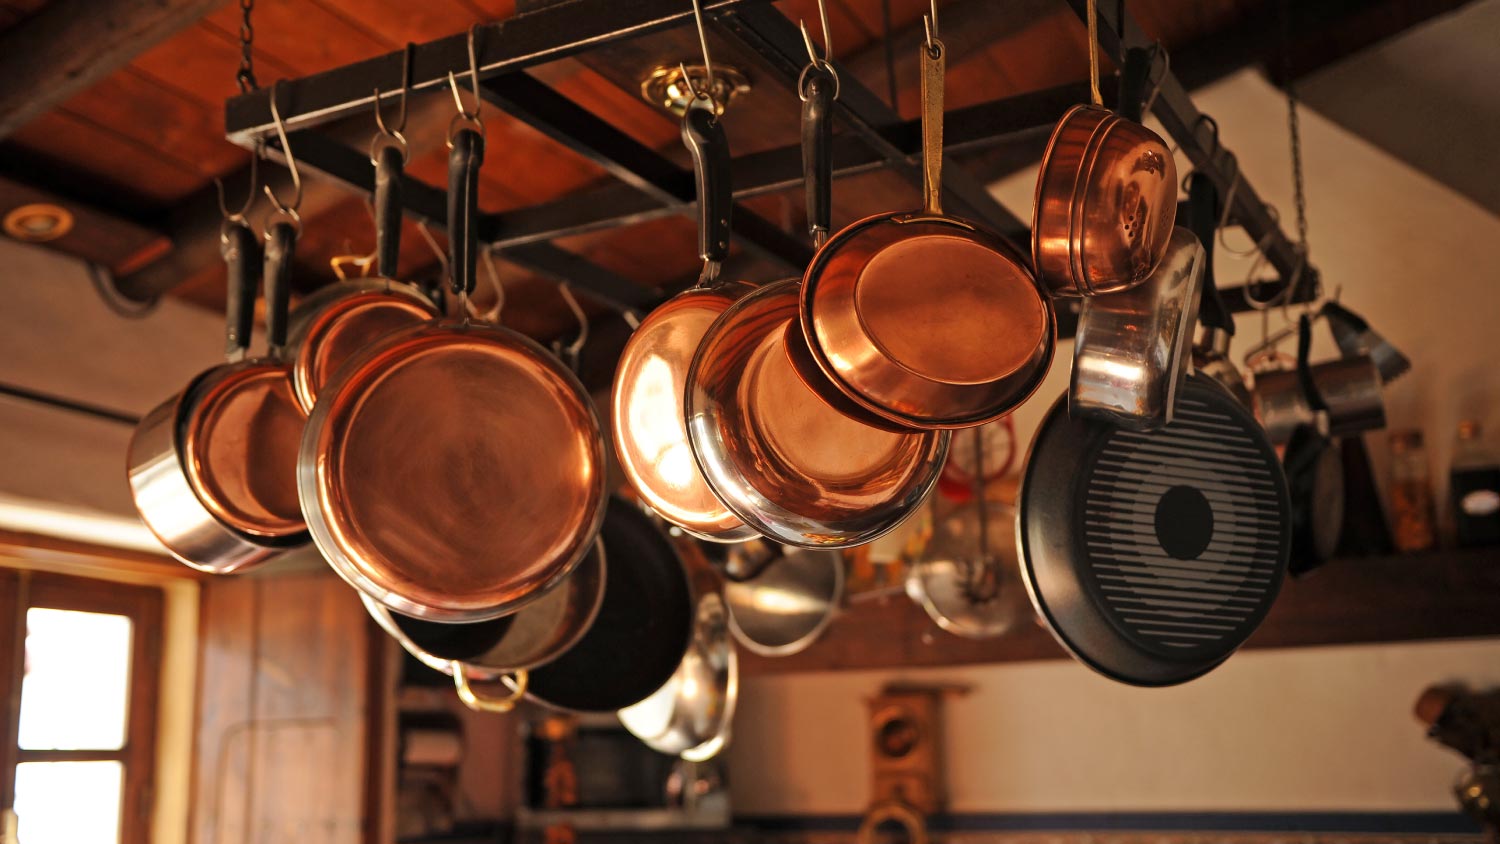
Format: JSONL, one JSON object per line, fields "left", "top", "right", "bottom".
{"left": 236, "top": 0, "right": 257, "bottom": 93}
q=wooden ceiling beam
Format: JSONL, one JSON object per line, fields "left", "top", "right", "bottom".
{"left": 0, "top": 0, "right": 228, "bottom": 139}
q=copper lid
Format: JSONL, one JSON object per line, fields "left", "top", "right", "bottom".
{"left": 181, "top": 362, "right": 307, "bottom": 538}
{"left": 291, "top": 284, "right": 437, "bottom": 413}
{"left": 303, "top": 320, "right": 606, "bottom": 621}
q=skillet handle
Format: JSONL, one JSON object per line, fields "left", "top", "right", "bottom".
{"left": 373, "top": 141, "right": 404, "bottom": 280}
{"left": 683, "top": 102, "right": 732, "bottom": 267}
{"left": 262, "top": 220, "right": 297, "bottom": 357}
{"left": 918, "top": 35, "right": 945, "bottom": 216}
{"left": 801, "top": 68, "right": 834, "bottom": 245}
{"left": 1186, "top": 172, "right": 1232, "bottom": 335}
{"left": 221, "top": 219, "right": 260, "bottom": 360}
{"left": 453, "top": 664, "right": 527, "bottom": 714}
{"left": 1296, "top": 313, "right": 1329, "bottom": 413}
{"left": 447, "top": 127, "right": 486, "bottom": 297}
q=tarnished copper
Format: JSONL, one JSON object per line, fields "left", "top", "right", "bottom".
{"left": 300, "top": 320, "right": 607, "bottom": 622}
{"left": 686, "top": 279, "right": 949, "bottom": 547}
{"left": 287, "top": 280, "right": 437, "bottom": 413}
{"left": 1032, "top": 104, "right": 1177, "bottom": 297}
{"left": 181, "top": 361, "right": 308, "bottom": 539}
{"left": 797, "top": 37, "right": 1054, "bottom": 430}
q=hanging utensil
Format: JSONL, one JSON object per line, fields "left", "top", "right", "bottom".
{"left": 298, "top": 44, "right": 606, "bottom": 622}
{"left": 723, "top": 539, "right": 844, "bottom": 657}
{"left": 1032, "top": 2, "right": 1177, "bottom": 297}
{"left": 1186, "top": 173, "right": 1253, "bottom": 408}
{"left": 1018, "top": 373, "right": 1291, "bottom": 686}
{"left": 612, "top": 0, "right": 758, "bottom": 542}
{"left": 796, "top": 7, "right": 1055, "bottom": 429}
{"left": 1320, "top": 300, "right": 1410, "bottom": 383}
{"left": 520, "top": 497, "right": 695, "bottom": 713}
{"left": 127, "top": 191, "right": 308, "bottom": 572}
{"left": 618, "top": 592, "right": 737, "bottom": 762}
{"left": 286, "top": 46, "right": 438, "bottom": 414}
{"left": 906, "top": 497, "right": 1026, "bottom": 639}
{"left": 684, "top": 44, "right": 949, "bottom": 548}
{"left": 1251, "top": 310, "right": 1386, "bottom": 446}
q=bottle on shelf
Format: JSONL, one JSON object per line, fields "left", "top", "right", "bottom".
{"left": 1389, "top": 429, "right": 1437, "bottom": 553}
{"left": 1450, "top": 420, "right": 1500, "bottom": 548}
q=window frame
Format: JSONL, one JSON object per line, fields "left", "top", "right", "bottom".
{"left": 0, "top": 568, "right": 164, "bottom": 844}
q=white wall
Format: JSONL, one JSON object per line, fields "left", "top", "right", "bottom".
{"left": 726, "top": 70, "right": 1500, "bottom": 816}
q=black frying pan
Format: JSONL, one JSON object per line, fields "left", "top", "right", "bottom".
{"left": 524, "top": 496, "right": 694, "bottom": 712}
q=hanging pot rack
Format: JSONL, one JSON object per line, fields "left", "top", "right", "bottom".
{"left": 220, "top": 0, "right": 1317, "bottom": 328}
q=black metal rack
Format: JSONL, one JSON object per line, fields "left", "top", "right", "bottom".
{"left": 221, "top": 0, "right": 1316, "bottom": 320}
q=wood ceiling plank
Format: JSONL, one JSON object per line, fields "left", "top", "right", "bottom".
{"left": 128, "top": 21, "right": 299, "bottom": 110}
{"left": 462, "top": 0, "right": 518, "bottom": 21}
{"left": 0, "top": 172, "right": 169, "bottom": 274}
{"left": 315, "top": 0, "right": 490, "bottom": 45}
{"left": 0, "top": 0, "right": 229, "bottom": 139}
{"left": 773, "top": 0, "right": 875, "bottom": 58}
{"left": 0, "top": 0, "right": 46, "bottom": 31}
{"left": 549, "top": 64, "right": 679, "bottom": 151}
{"left": 8, "top": 111, "right": 205, "bottom": 205}
{"left": 200, "top": 0, "right": 391, "bottom": 77}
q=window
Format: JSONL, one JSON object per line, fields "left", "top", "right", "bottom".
{"left": 0, "top": 570, "right": 163, "bottom": 844}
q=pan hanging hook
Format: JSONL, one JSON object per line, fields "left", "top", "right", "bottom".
{"left": 681, "top": 0, "right": 720, "bottom": 113}
{"left": 373, "top": 42, "right": 413, "bottom": 162}
{"left": 262, "top": 80, "right": 303, "bottom": 230}
{"left": 215, "top": 145, "right": 259, "bottom": 226}
{"left": 448, "top": 24, "right": 484, "bottom": 141}
{"left": 1141, "top": 42, "right": 1170, "bottom": 114}
{"left": 923, "top": 0, "right": 941, "bottom": 58}
{"left": 553, "top": 281, "right": 590, "bottom": 370}
{"left": 798, "top": 0, "right": 840, "bottom": 101}
{"left": 466, "top": 246, "right": 506, "bottom": 323}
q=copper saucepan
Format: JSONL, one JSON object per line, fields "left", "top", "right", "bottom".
{"left": 686, "top": 68, "right": 949, "bottom": 548}
{"left": 127, "top": 217, "right": 309, "bottom": 573}
{"left": 299, "top": 119, "right": 606, "bottom": 622}
{"left": 797, "top": 32, "right": 1055, "bottom": 429}
{"left": 1032, "top": 6, "right": 1177, "bottom": 297}
{"left": 286, "top": 139, "right": 436, "bottom": 414}
{"left": 612, "top": 100, "right": 757, "bottom": 542}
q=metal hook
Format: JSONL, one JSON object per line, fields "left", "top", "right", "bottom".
{"left": 1141, "top": 42, "right": 1170, "bottom": 115}
{"left": 679, "top": 0, "right": 721, "bottom": 112}
{"left": 262, "top": 81, "right": 303, "bottom": 221}
{"left": 447, "top": 24, "right": 483, "bottom": 138}
{"left": 556, "top": 281, "right": 589, "bottom": 364}
{"left": 416, "top": 220, "right": 450, "bottom": 287}
{"left": 215, "top": 145, "right": 259, "bottom": 224}
{"left": 373, "top": 42, "right": 413, "bottom": 162}
{"left": 468, "top": 246, "right": 506, "bottom": 323}
{"left": 797, "top": 0, "right": 841, "bottom": 101}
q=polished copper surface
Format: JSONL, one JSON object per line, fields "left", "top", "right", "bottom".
{"left": 800, "top": 214, "right": 1056, "bottom": 428}
{"left": 301, "top": 319, "right": 606, "bottom": 621}
{"left": 290, "top": 283, "right": 437, "bottom": 413}
{"left": 180, "top": 361, "right": 308, "bottom": 539}
{"left": 611, "top": 282, "right": 759, "bottom": 542}
{"left": 686, "top": 279, "right": 948, "bottom": 547}
{"left": 1032, "top": 104, "right": 1177, "bottom": 297}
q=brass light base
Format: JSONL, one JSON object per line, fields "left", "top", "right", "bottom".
{"left": 641, "top": 63, "right": 750, "bottom": 116}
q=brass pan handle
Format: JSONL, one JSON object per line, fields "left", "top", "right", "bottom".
{"left": 453, "top": 663, "right": 528, "bottom": 714}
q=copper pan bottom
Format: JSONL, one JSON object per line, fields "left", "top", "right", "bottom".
{"left": 180, "top": 361, "right": 308, "bottom": 539}
{"left": 289, "top": 283, "right": 437, "bottom": 413}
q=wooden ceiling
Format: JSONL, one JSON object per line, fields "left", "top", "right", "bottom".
{"left": 0, "top": 0, "right": 1469, "bottom": 341}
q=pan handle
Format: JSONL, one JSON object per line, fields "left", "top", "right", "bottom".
{"left": 801, "top": 68, "right": 834, "bottom": 246}
{"left": 453, "top": 664, "right": 528, "bottom": 714}
{"left": 373, "top": 141, "right": 404, "bottom": 280}
{"left": 1295, "top": 313, "right": 1329, "bottom": 413}
{"left": 262, "top": 220, "right": 297, "bottom": 358}
{"left": 1187, "top": 172, "right": 1232, "bottom": 335}
{"left": 683, "top": 102, "right": 732, "bottom": 271}
{"left": 447, "top": 127, "right": 486, "bottom": 297}
{"left": 918, "top": 33, "right": 945, "bottom": 216}
{"left": 221, "top": 219, "right": 260, "bottom": 360}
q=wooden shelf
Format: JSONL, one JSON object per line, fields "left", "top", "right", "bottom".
{"left": 739, "top": 547, "right": 1500, "bottom": 676}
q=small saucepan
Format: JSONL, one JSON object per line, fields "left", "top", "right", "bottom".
{"left": 722, "top": 539, "right": 845, "bottom": 657}
{"left": 618, "top": 591, "right": 738, "bottom": 762}
{"left": 796, "top": 27, "right": 1054, "bottom": 429}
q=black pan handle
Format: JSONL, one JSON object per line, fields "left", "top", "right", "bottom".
{"left": 1296, "top": 313, "right": 1329, "bottom": 413}
{"left": 262, "top": 221, "right": 297, "bottom": 355}
{"left": 1116, "top": 46, "right": 1154, "bottom": 123}
{"left": 447, "top": 127, "right": 485, "bottom": 296}
{"left": 1187, "top": 171, "right": 1232, "bottom": 335}
{"left": 801, "top": 68, "right": 834, "bottom": 244}
{"left": 683, "top": 102, "right": 732, "bottom": 267}
{"left": 222, "top": 220, "right": 260, "bottom": 359}
{"left": 373, "top": 142, "right": 404, "bottom": 279}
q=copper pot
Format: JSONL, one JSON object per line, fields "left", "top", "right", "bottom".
{"left": 797, "top": 35, "right": 1054, "bottom": 430}
{"left": 127, "top": 219, "right": 308, "bottom": 573}
{"left": 612, "top": 101, "right": 758, "bottom": 542}
{"left": 298, "top": 126, "right": 606, "bottom": 622}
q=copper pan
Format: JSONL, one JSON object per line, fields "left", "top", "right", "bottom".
{"left": 612, "top": 100, "right": 757, "bottom": 542}
{"left": 798, "top": 33, "right": 1055, "bottom": 429}
{"left": 286, "top": 142, "right": 437, "bottom": 414}
{"left": 127, "top": 218, "right": 309, "bottom": 573}
{"left": 298, "top": 123, "right": 606, "bottom": 622}
{"left": 1031, "top": 11, "right": 1176, "bottom": 297}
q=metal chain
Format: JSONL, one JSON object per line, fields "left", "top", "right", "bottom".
{"left": 1281, "top": 0, "right": 1308, "bottom": 255}
{"left": 236, "top": 0, "right": 257, "bottom": 93}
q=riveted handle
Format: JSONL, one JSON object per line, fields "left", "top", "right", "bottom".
{"left": 222, "top": 219, "right": 260, "bottom": 359}
{"left": 447, "top": 127, "right": 485, "bottom": 296}
{"left": 1187, "top": 172, "right": 1231, "bottom": 334}
{"left": 801, "top": 68, "right": 834, "bottom": 244}
{"left": 684, "top": 102, "right": 732, "bottom": 267}
{"left": 373, "top": 142, "right": 404, "bottom": 279}
{"left": 262, "top": 220, "right": 297, "bottom": 357}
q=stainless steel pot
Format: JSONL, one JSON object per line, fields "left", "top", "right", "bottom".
{"left": 1254, "top": 356, "right": 1386, "bottom": 445}
{"left": 723, "top": 542, "right": 844, "bottom": 657}
{"left": 618, "top": 592, "right": 737, "bottom": 761}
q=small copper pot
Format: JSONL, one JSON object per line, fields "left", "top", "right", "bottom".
{"left": 1032, "top": 104, "right": 1177, "bottom": 297}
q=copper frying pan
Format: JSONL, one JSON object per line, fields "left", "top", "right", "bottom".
{"left": 796, "top": 30, "right": 1055, "bottom": 429}
{"left": 612, "top": 100, "right": 757, "bottom": 542}
{"left": 127, "top": 217, "right": 309, "bottom": 573}
{"left": 1032, "top": 14, "right": 1177, "bottom": 297}
{"left": 685, "top": 69, "right": 948, "bottom": 548}
{"left": 298, "top": 121, "right": 606, "bottom": 622}
{"left": 286, "top": 139, "right": 436, "bottom": 414}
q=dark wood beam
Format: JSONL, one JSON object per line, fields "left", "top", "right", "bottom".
{"left": 0, "top": 0, "right": 228, "bottom": 138}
